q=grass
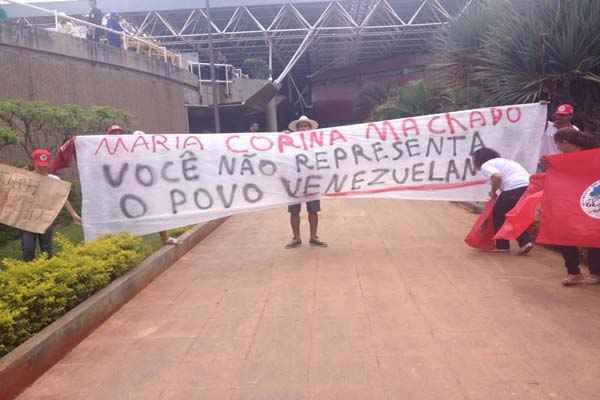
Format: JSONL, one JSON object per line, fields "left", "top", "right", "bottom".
{"left": 0, "top": 224, "right": 193, "bottom": 264}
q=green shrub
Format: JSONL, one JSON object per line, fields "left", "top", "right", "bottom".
{"left": 0, "top": 233, "right": 146, "bottom": 357}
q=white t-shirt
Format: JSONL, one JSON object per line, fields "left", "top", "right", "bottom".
{"left": 539, "top": 122, "right": 579, "bottom": 157}
{"left": 480, "top": 158, "right": 530, "bottom": 192}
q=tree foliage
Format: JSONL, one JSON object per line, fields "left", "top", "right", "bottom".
{"left": 358, "top": 80, "right": 453, "bottom": 121}
{"left": 435, "top": 0, "right": 600, "bottom": 130}
{"left": 242, "top": 58, "right": 270, "bottom": 80}
{"left": 0, "top": 100, "right": 130, "bottom": 156}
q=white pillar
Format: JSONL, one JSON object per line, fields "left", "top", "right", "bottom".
{"left": 265, "top": 98, "right": 278, "bottom": 132}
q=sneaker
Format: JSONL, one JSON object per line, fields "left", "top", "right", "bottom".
{"left": 562, "top": 274, "right": 585, "bottom": 287}
{"left": 165, "top": 237, "right": 179, "bottom": 245}
{"left": 518, "top": 243, "right": 534, "bottom": 256}
{"left": 585, "top": 274, "right": 600, "bottom": 285}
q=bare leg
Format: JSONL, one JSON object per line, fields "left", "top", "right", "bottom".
{"left": 308, "top": 212, "right": 327, "bottom": 247}
{"left": 308, "top": 212, "right": 318, "bottom": 239}
{"left": 160, "top": 231, "right": 178, "bottom": 245}
{"left": 290, "top": 212, "right": 301, "bottom": 240}
{"left": 159, "top": 231, "right": 168, "bottom": 244}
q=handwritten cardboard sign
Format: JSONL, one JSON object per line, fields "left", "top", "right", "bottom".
{"left": 0, "top": 164, "right": 71, "bottom": 234}
{"left": 76, "top": 103, "right": 548, "bottom": 240}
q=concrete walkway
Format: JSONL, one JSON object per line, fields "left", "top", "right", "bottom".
{"left": 17, "top": 200, "right": 600, "bottom": 400}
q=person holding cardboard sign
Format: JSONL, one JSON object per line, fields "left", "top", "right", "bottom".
{"left": 21, "top": 149, "right": 81, "bottom": 261}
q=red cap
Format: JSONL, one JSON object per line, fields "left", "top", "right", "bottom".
{"left": 106, "top": 125, "right": 124, "bottom": 135}
{"left": 31, "top": 149, "right": 51, "bottom": 167}
{"left": 555, "top": 104, "right": 574, "bottom": 116}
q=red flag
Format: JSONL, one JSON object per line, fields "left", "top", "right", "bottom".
{"left": 536, "top": 149, "right": 600, "bottom": 247}
{"left": 494, "top": 174, "right": 545, "bottom": 241}
{"left": 465, "top": 197, "right": 497, "bottom": 250}
{"left": 50, "top": 138, "right": 76, "bottom": 172}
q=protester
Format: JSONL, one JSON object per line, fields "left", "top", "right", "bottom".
{"left": 472, "top": 148, "right": 534, "bottom": 255}
{"left": 550, "top": 128, "right": 600, "bottom": 286}
{"left": 52, "top": 126, "right": 178, "bottom": 246}
{"left": 130, "top": 130, "right": 179, "bottom": 246}
{"left": 87, "top": 0, "right": 104, "bottom": 42}
{"left": 22, "top": 149, "right": 81, "bottom": 261}
{"left": 539, "top": 104, "right": 579, "bottom": 159}
{"left": 285, "top": 116, "right": 327, "bottom": 249}
{"left": 105, "top": 13, "right": 123, "bottom": 48}
{"left": 52, "top": 125, "right": 123, "bottom": 172}
{"left": 249, "top": 122, "right": 260, "bottom": 133}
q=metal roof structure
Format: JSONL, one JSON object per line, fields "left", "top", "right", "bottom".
{"left": 4, "top": 0, "right": 472, "bottom": 113}
{"left": 124, "top": 0, "right": 471, "bottom": 80}
{"left": 5, "top": 0, "right": 472, "bottom": 79}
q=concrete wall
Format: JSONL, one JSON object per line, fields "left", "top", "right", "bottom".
{"left": 0, "top": 23, "right": 200, "bottom": 162}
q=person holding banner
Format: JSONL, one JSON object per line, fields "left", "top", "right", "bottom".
{"left": 549, "top": 128, "right": 600, "bottom": 286}
{"left": 285, "top": 116, "right": 327, "bottom": 249}
{"left": 132, "top": 130, "right": 179, "bottom": 246}
{"left": 51, "top": 125, "right": 125, "bottom": 172}
{"left": 52, "top": 126, "right": 179, "bottom": 246}
{"left": 472, "top": 148, "right": 534, "bottom": 255}
{"left": 22, "top": 149, "right": 82, "bottom": 262}
{"left": 539, "top": 104, "right": 579, "bottom": 161}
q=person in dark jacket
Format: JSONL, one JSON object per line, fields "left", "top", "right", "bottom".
{"left": 105, "top": 13, "right": 123, "bottom": 48}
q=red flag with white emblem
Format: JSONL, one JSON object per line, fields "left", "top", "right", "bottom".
{"left": 536, "top": 149, "right": 600, "bottom": 247}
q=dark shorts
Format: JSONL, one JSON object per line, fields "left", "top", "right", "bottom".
{"left": 288, "top": 200, "right": 321, "bottom": 214}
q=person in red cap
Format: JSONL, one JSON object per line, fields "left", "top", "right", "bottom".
{"left": 53, "top": 126, "right": 179, "bottom": 246}
{"left": 539, "top": 104, "right": 579, "bottom": 159}
{"left": 106, "top": 125, "right": 124, "bottom": 135}
{"left": 22, "top": 149, "right": 82, "bottom": 261}
{"left": 51, "top": 124, "right": 125, "bottom": 172}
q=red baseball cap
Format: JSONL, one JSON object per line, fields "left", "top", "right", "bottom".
{"left": 106, "top": 125, "right": 124, "bottom": 135}
{"left": 554, "top": 104, "right": 574, "bottom": 116}
{"left": 31, "top": 149, "right": 52, "bottom": 167}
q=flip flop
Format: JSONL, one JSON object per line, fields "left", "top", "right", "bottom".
{"left": 285, "top": 238, "right": 302, "bottom": 249}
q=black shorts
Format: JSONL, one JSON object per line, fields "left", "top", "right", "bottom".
{"left": 288, "top": 200, "right": 321, "bottom": 214}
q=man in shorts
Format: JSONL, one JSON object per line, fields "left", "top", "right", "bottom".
{"left": 285, "top": 116, "right": 327, "bottom": 249}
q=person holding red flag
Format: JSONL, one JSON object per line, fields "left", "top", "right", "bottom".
{"left": 51, "top": 125, "right": 124, "bottom": 172}
{"left": 472, "top": 148, "right": 534, "bottom": 255}
{"left": 544, "top": 128, "right": 600, "bottom": 286}
{"left": 51, "top": 125, "right": 179, "bottom": 246}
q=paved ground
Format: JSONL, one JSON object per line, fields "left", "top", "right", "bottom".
{"left": 17, "top": 200, "right": 600, "bottom": 400}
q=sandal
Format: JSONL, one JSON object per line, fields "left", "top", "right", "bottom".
{"left": 309, "top": 238, "right": 328, "bottom": 247}
{"left": 285, "top": 238, "right": 302, "bottom": 249}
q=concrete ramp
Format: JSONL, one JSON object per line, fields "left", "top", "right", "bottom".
{"left": 17, "top": 200, "right": 600, "bottom": 399}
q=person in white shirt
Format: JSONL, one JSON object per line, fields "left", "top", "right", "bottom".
{"left": 473, "top": 148, "right": 534, "bottom": 255}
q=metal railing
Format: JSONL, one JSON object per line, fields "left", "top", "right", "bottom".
{"left": 187, "top": 62, "right": 245, "bottom": 95}
{"left": 3, "top": 0, "right": 184, "bottom": 68}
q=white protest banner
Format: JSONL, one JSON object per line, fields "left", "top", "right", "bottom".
{"left": 0, "top": 164, "right": 71, "bottom": 234}
{"left": 76, "top": 103, "right": 547, "bottom": 240}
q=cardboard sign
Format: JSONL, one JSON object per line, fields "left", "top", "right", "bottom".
{"left": 0, "top": 164, "right": 71, "bottom": 234}
{"left": 76, "top": 103, "right": 547, "bottom": 240}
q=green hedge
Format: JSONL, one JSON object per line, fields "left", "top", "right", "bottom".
{"left": 0, "top": 233, "right": 148, "bottom": 357}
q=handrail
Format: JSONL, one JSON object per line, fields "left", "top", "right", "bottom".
{"left": 3, "top": 0, "right": 184, "bottom": 68}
